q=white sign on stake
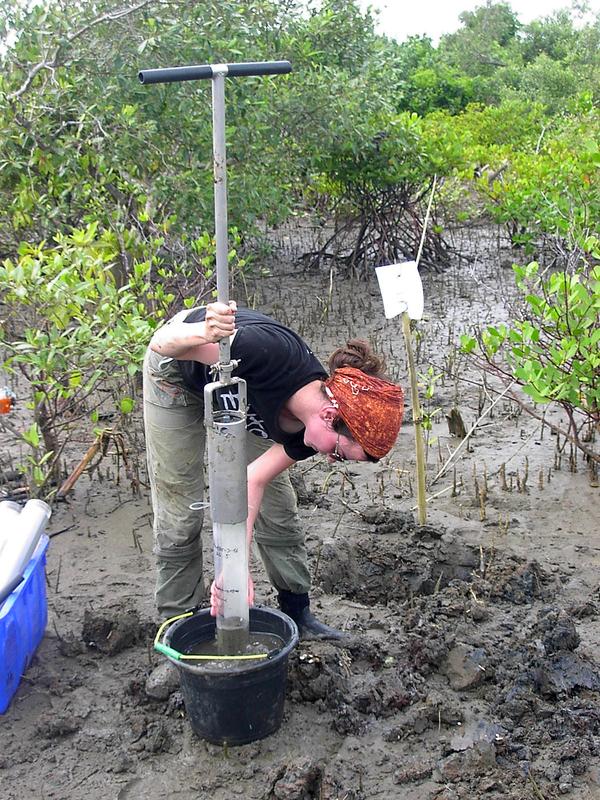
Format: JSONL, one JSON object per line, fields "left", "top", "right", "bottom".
{"left": 375, "top": 261, "right": 424, "bottom": 320}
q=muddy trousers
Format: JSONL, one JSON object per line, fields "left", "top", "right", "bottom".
{"left": 142, "top": 351, "right": 310, "bottom": 620}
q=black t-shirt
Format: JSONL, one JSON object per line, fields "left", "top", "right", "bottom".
{"left": 177, "top": 308, "right": 327, "bottom": 461}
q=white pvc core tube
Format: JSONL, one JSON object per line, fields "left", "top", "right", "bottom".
{"left": 213, "top": 521, "right": 249, "bottom": 652}
{"left": 0, "top": 499, "right": 51, "bottom": 602}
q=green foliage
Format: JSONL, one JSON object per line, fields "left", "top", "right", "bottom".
{"left": 383, "top": 37, "right": 476, "bottom": 116}
{"left": 0, "top": 210, "right": 249, "bottom": 494}
{"left": 293, "top": 0, "right": 377, "bottom": 70}
{"left": 439, "top": 0, "right": 522, "bottom": 104}
{"left": 436, "top": 4, "right": 600, "bottom": 108}
{"left": 460, "top": 99, "right": 547, "bottom": 150}
{"left": 314, "top": 110, "right": 428, "bottom": 193}
{"left": 461, "top": 260, "right": 600, "bottom": 422}
{"left": 0, "top": 223, "right": 170, "bottom": 493}
{"left": 304, "top": 106, "right": 464, "bottom": 269}
{"left": 2, "top": 223, "right": 156, "bottom": 375}
{"left": 521, "top": 11, "right": 580, "bottom": 62}
{"left": 418, "top": 366, "right": 443, "bottom": 434}
{"left": 0, "top": 0, "right": 305, "bottom": 256}
{"left": 479, "top": 108, "right": 600, "bottom": 250}
{"left": 1, "top": 0, "right": 598, "bottom": 258}
{"left": 517, "top": 53, "right": 581, "bottom": 113}
{"left": 18, "top": 423, "right": 54, "bottom": 491}
{"left": 405, "top": 64, "right": 476, "bottom": 116}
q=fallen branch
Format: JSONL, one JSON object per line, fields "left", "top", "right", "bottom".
{"left": 56, "top": 437, "right": 103, "bottom": 498}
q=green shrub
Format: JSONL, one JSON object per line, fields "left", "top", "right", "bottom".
{"left": 0, "top": 224, "right": 167, "bottom": 494}
{"left": 461, "top": 258, "right": 600, "bottom": 460}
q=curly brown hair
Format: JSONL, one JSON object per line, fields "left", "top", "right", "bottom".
{"left": 327, "top": 339, "right": 387, "bottom": 378}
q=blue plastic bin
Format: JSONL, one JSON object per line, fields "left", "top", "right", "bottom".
{"left": 0, "top": 534, "right": 50, "bottom": 713}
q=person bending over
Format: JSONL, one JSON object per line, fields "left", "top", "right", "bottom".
{"left": 143, "top": 302, "right": 403, "bottom": 694}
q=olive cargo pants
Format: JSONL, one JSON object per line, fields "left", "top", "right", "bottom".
{"left": 143, "top": 349, "right": 311, "bottom": 619}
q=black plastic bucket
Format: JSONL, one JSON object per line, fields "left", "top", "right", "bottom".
{"left": 163, "top": 606, "right": 298, "bottom": 745}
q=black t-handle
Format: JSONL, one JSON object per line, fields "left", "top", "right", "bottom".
{"left": 138, "top": 60, "right": 292, "bottom": 85}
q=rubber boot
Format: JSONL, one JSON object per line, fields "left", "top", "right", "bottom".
{"left": 277, "top": 590, "right": 349, "bottom": 641}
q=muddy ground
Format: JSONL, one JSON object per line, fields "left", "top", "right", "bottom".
{"left": 1, "top": 224, "right": 599, "bottom": 799}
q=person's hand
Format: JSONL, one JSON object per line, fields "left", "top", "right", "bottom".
{"left": 210, "top": 572, "right": 255, "bottom": 617}
{"left": 204, "top": 300, "right": 237, "bottom": 343}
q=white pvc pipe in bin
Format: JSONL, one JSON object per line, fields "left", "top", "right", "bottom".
{"left": 0, "top": 499, "right": 51, "bottom": 604}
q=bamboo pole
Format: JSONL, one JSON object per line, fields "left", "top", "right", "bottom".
{"left": 402, "top": 311, "right": 427, "bottom": 524}
{"left": 404, "top": 174, "right": 437, "bottom": 525}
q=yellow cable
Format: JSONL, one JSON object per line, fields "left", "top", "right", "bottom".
{"left": 154, "top": 611, "right": 268, "bottom": 661}
{"left": 179, "top": 653, "right": 267, "bottom": 661}
{"left": 154, "top": 611, "right": 193, "bottom": 648}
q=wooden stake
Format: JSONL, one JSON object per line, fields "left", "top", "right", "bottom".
{"left": 402, "top": 311, "right": 427, "bottom": 525}
{"left": 399, "top": 174, "right": 438, "bottom": 526}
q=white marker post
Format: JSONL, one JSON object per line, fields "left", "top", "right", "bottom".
{"left": 375, "top": 260, "right": 427, "bottom": 525}
{"left": 375, "top": 176, "right": 437, "bottom": 526}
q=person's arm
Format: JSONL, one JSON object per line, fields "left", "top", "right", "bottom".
{"left": 149, "top": 302, "right": 236, "bottom": 363}
{"left": 246, "top": 443, "right": 296, "bottom": 543}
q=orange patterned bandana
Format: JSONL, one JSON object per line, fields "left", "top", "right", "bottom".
{"left": 324, "top": 367, "right": 404, "bottom": 459}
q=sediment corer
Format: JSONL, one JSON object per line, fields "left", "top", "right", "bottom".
{"left": 138, "top": 60, "right": 292, "bottom": 374}
{"left": 204, "top": 381, "right": 249, "bottom": 652}
{"left": 140, "top": 60, "right": 292, "bottom": 654}
{"left": 0, "top": 499, "right": 51, "bottom": 605}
